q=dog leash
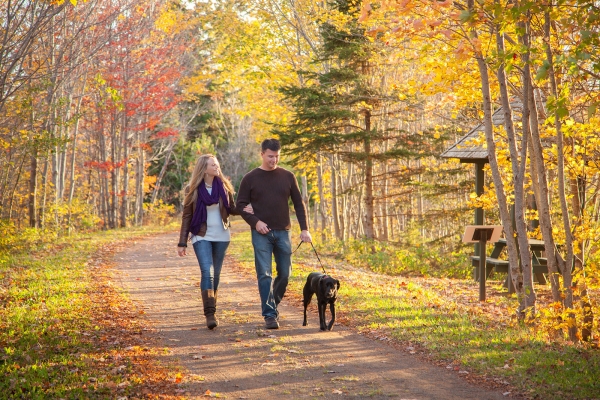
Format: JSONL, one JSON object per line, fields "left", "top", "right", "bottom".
{"left": 292, "top": 241, "right": 327, "bottom": 275}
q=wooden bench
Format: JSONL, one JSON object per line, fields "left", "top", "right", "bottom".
{"left": 471, "top": 254, "right": 548, "bottom": 293}
{"left": 470, "top": 255, "right": 509, "bottom": 279}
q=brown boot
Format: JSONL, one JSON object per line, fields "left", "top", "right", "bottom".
{"left": 201, "top": 289, "right": 218, "bottom": 330}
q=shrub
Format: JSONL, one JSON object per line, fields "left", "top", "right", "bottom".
{"left": 144, "top": 200, "right": 176, "bottom": 226}
{"left": 313, "top": 230, "right": 472, "bottom": 279}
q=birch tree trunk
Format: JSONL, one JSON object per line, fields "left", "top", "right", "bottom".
{"left": 120, "top": 111, "right": 131, "bottom": 228}
{"left": 40, "top": 155, "right": 50, "bottom": 228}
{"left": 8, "top": 155, "right": 26, "bottom": 220}
{"left": 150, "top": 139, "right": 175, "bottom": 206}
{"left": 526, "top": 74, "right": 562, "bottom": 303}
{"left": 110, "top": 117, "right": 119, "bottom": 229}
{"left": 329, "top": 154, "right": 341, "bottom": 239}
{"left": 497, "top": 22, "right": 535, "bottom": 309}
{"left": 364, "top": 110, "right": 374, "bottom": 239}
{"left": 316, "top": 152, "right": 327, "bottom": 239}
{"left": 469, "top": 0, "right": 524, "bottom": 312}
{"left": 543, "top": 8, "right": 578, "bottom": 340}
{"left": 381, "top": 140, "right": 389, "bottom": 241}
{"left": 29, "top": 149, "right": 38, "bottom": 228}
{"left": 135, "top": 123, "right": 147, "bottom": 226}
{"left": 65, "top": 66, "right": 87, "bottom": 233}
{"left": 301, "top": 175, "right": 309, "bottom": 230}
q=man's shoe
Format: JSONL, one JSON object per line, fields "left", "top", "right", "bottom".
{"left": 265, "top": 317, "right": 279, "bottom": 329}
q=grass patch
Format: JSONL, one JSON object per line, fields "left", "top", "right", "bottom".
{"left": 0, "top": 224, "right": 183, "bottom": 399}
{"left": 228, "top": 221, "right": 600, "bottom": 400}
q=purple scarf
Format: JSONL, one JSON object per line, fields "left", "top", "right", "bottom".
{"left": 189, "top": 176, "right": 230, "bottom": 236}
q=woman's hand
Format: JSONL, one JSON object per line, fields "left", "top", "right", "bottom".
{"left": 177, "top": 246, "right": 187, "bottom": 257}
{"left": 243, "top": 203, "right": 254, "bottom": 214}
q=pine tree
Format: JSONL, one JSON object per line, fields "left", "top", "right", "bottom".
{"left": 275, "top": 0, "right": 432, "bottom": 239}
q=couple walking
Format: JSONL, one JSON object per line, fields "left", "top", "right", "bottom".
{"left": 177, "top": 139, "right": 311, "bottom": 330}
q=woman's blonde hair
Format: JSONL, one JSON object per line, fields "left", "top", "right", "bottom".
{"left": 183, "top": 154, "right": 234, "bottom": 207}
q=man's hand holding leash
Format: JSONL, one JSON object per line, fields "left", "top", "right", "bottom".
{"left": 300, "top": 230, "right": 312, "bottom": 243}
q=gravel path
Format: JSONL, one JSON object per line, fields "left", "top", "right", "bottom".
{"left": 115, "top": 230, "right": 511, "bottom": 399}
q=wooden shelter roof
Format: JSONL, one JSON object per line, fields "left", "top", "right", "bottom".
{"left": 441, "top": 100, "right": 528, "bottom": 163}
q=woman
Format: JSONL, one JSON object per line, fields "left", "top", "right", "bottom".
{"left": 177, "top": 154, "right": 245, "bottom": 329}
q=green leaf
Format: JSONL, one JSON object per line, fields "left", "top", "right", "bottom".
{"left": 459, "top": 10, "right": 474, "bottom": 23}
{"left": 581, "top": 30, "right": 592, "bottom": 40}
{"left": 535, "top": 61, "right": 550, "bottom": 81}
{"left": 588, "top": 104, "right": 597, "bottom": 119}
{"left": 557, "top": 106, "right": 569, "bottom": 119}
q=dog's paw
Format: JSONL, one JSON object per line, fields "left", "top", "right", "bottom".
{"left": 302, "top": 322, "right": 308, "bottom": 326}
{"left": 327, "top": 325, "right": 334, "bottom": 331}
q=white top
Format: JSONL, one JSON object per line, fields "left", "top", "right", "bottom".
{"left": 190, "top": 185, "right": 231, "bottom": 243}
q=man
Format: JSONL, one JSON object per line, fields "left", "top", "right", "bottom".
{"left": 237, "top": 138, "right": 312, "bottom": 329}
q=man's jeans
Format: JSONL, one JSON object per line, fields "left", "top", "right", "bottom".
{"left": 192, "top": 240, "right": 230, "bottom": 291}
{"left": 251, "top": 229, "right": 292, "bottom": 319}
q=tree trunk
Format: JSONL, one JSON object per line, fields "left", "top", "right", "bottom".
{"left": 40, "top": 155, "right": 50, "bottom": 228}
{"left": 497, "top": 22, "right": 535, "bottom": 310}
{"left": 526, "top": 73, "right": 562, "bottom": 303}
{"left": 381, "top": 140, "right": 389, "bottom": 241}
{"left": 8, "top": 155, "right": 26, "bottom": 221}
{"left": 301, "top": 175, "right": 309, "bottom": 230}
{"left": 110, "top": 117, "right": 119, "bottom": 229}
{"left": 120, "top": 107, "right": 131, "bottom": 228}
{"left": 469, "top": 0, "right": 523, "bottom": 310}
{"left": 543, "top": 8, "right": 577, "bottom": 340}
{"left": 329, "top": 154, "right": 341, "bottom": 239}
{"left": 66, "top": 81, "right": 85, "bottom": 234}
{"left": 135, "top": 124, "right": 147, "bottom": 226}
{"left": 316, "top": 152, "right": 327, "bottom": 239}
{"left": 120, "top": 140, "right": 130, "bottom": 228}
{"left": 29, "top": 149, "right": 38, "bottom": 228}
{"left": 150, "top": 139, "right": 175, "bottom": 206}
{"left": 364, "top": 110, "right": 374, "bottom": 239}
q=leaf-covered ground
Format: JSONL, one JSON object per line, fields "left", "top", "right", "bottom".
{"left": 0, "top": 226, "right": 187, "bottom": 399}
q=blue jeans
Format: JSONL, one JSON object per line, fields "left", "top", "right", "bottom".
{"left": 251, "top": 229, "right": 292, "bottom": 319}
{"left": 192, "top": 240, "right": 230, "bottom": 291}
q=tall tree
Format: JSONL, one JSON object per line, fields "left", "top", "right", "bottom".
{"left": 276, "top": 0, "right": 433, "bottom": 239}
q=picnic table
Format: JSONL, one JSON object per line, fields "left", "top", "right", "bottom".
{"left": 470, "top": 238, "right": 548, "bottom": 293}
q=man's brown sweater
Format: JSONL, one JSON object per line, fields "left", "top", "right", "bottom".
{"left": 236, "top": 167, "right": 308, "bottom": 231}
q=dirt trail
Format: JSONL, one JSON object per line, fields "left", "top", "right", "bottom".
{"left": 115, "top": 230, "right": 512, "bottom": 399}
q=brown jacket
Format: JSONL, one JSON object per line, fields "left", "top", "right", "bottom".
{"left": 178, "top": 186, "right": 238, "bottom": 247}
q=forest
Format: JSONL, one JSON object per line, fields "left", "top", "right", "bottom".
{"left": 1, "top": 0, "right": 600, "bottom": 351}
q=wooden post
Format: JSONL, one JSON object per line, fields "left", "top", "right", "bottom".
{"left": 464, "top": 226, "right": 502, "bottom": 301}
{"left": 474, "top": 162, "right": 485, "bottom": 255}
{"left": 479, "top": 229, "right": 487, "bottom": 301}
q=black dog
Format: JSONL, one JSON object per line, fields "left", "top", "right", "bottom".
{"left": 302, "top": 272, "right": 340, "bottom": 331}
